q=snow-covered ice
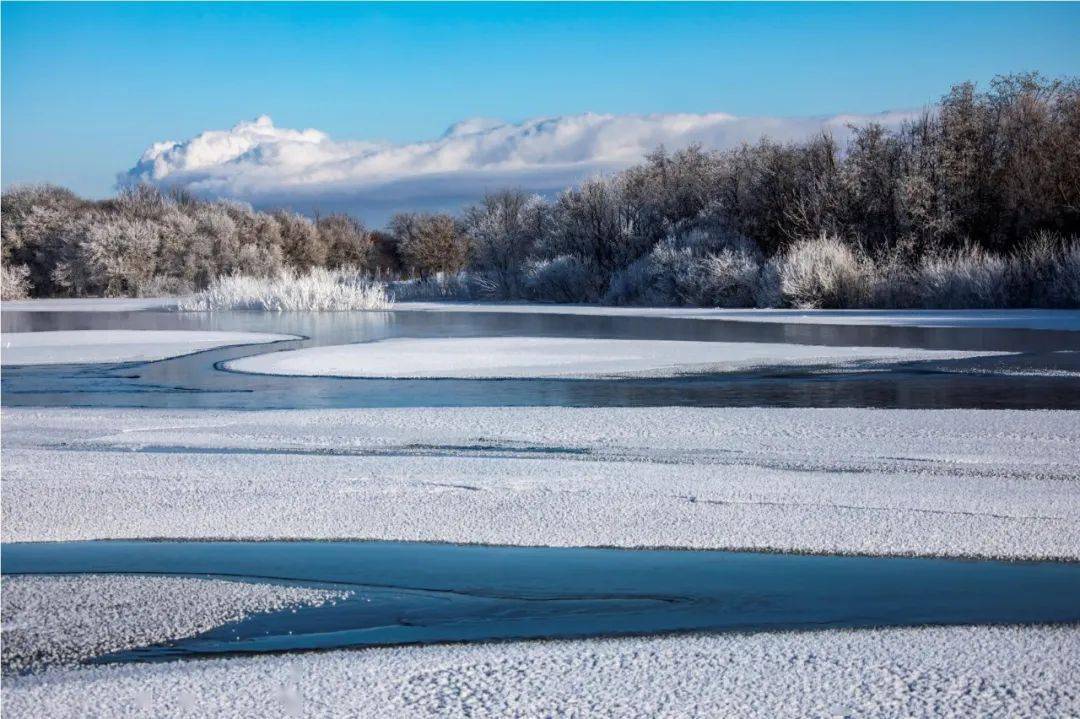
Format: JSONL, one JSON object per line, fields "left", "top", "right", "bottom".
{"left": 225, "top": 336, "right": 1008, "bottom": 379}
{"left": 0, "top": 330, "right": 297, "bottom": 365}
{"left": 2, "top": 624, "right": 1076, "bottom": 718}
{"left": 1, "top": 575, "right": 350, "bottom": 673}
{"left": 4, "top": 407, "right": 1077, "bottom": 559}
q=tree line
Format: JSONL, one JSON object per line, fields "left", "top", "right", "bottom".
{"left": 3, "top": 73, "right": 1078, "bottom": 307}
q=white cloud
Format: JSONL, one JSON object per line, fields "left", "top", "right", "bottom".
{"left": 122, "top": 109, "right": 918, "bottom": 221}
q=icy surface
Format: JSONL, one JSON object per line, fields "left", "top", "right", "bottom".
{"left": 4, "top": 407, "right": 1077, "bottom": 559}
{"left": 397, "top": 303, "right": 1080, "bottom": 330}
{"left": 0, "top": 330, "right": 297, "bottom": 365}
{"left": 225, "top": 336, "right": 1007, "bottom": 379}
{"left": 1, "top": 297, "right": 178, "bottom": 312}
{"left": 0, "top": 575, "right": 350, "bottom": 673}
{"left": 5, "top": 296, "right": 1078, "bottom": 331}
{"left": 2, "top": 624, "right": 1077, "bottom": 718}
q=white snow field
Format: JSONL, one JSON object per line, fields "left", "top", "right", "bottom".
{"left": 3, "top": 624, "right": 1077, "bottom": 718}
{"left": 1, "top": 575, "right": 350, "bottom": 673}
{"left": 0, "top": 330, "right": 297, "bottom": 365}
{"left": 4, "top": 407, "right": 1077, "bottom": 559}
{"left": 225, "top": 336, "right": 1007, "bottom": 379}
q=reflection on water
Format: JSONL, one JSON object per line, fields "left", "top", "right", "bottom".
{"left": 2, "top": 540, "right": 1079, "bottom": 664}
{"left": 3, "top": 308, "right": 1079, "bottom": 409}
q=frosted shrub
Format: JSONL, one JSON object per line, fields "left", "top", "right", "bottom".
{"left": 753, "top": 258, "right": 784, "bottom": 308}
{"left": 389, "top": 272, "right": 493, "bottom": 301}
{"left": 1, "top": 264, "right": 31, "bottom": 301}
{"left": 136, "top": 275, "right": 194, "bottom": 298}
{"left": 917, "top": 245, "right": 1008, "bottom": 308}
{"left": 1007, "top": 232, "right": 1080, "bottom": 308}
{"left": 866, "top": 245, "right": 921, "bottom": 309}
{"left": 773, "top": 235, "right": 870, "bottom": 308}
{"left": 698, "top": 248, "right": 761, "bottom": 307}
{"left": 524, "top": 255, "right": 597, "bottom": 303}
{"left": 603, "top": 255, "right": 661, "bottom": 305}
{"left": 177, "top": 268, "right": 391, "bottom": 312}
{"left": 603, "top": 240, "right": 760, "bottom": 307}
{"left": 1052, "top": 240, "right": 1080, "bottom": 307}
{"left": 604, "top": 242, "right": 695, "bottom": 306}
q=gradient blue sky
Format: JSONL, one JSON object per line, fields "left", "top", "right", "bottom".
{"left": 4, "top": 1, "right": 1080, "bottom": 204}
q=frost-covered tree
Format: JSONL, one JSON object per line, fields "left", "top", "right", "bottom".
{"left": 52, "top": 217, "right": 159, "bottom": 297}
{"left": 275, "top": 211, "right": 326, "bottom": 270}
{"left": 462, "top": 190, "right": 547, "bottom": 297}
{"left": 317, "top": 214, "right": 373, "bottom": 270}
{"left": 391, "top": 212, "right": 468, "bottom": 278}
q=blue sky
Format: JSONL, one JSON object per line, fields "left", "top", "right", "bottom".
{"left": 3, "top": 2, "right": 1079, "bottom": 220}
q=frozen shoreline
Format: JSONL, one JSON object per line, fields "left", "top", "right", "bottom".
{"left": 4, "top": 296, "right": 1078, "bottom": 331}
{"left": 0, "top": 297, "right": 179, "bottom": 312}
{"left": 395, "top": 302, "right": 1080, "bottom": 330}
{"left": 0, "top": 330, "right": 298, "bottom": 365}
{"left": 3, "top": 624, "right": 1077, "bottom": 718}
{"left": 4, "top": 406, "right": 1077, "bottom": 559}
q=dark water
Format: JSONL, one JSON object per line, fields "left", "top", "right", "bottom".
{"left": 3, "top": 541, "right": 1078, "bottom": 665}
{"left": 3, "top": 308, "right": 1079, "bottom": 409}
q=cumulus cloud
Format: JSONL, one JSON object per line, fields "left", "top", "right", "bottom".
{"left": 122, "top": 109, "right": 917, "bottom": 221}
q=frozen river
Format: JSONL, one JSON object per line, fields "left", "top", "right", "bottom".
{"left": 4, "top": 306, "right": 1080, "bottom": 408}
{"left": 4, "top": 540, "right": 1080, "bottom": 666}
{"left": 2, "top": 303, "right": 1078, "bottom": 718}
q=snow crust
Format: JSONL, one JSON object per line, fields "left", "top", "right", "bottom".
{"left": 4, "top": 407, "right": 1077, "bottom": 559}
{"left": 3, "top": 624, "right": 1077, "bottom": 718}
{"left": 0, "top": 330, "right": 297, "bottom": 365}
{"left": 225, "top": 336, "right": 1006, "bottom": 379}
{"left": 1, "top": 575, "right": 350, "bottom": 673}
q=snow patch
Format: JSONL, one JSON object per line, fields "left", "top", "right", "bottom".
{"left": 224, "top": 336, "right": 1008, "bottom": 379}
{"left": 1, "top": 575, "right": 350, "bottom": 673}
{"left": 4, "top": 407, "right": 1077, "bottom": 559}
{"left": 2, "top": 625, "right": 1076, "bottom": 718}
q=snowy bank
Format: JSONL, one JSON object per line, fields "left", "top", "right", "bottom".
{"left": 1, "top": 575, "right": 350, "bottom": 673}
{"left": 1, "top": 297, "right": 178, "bottom": 312}
{"left": 0, "top": 330, "right": 298, "bottom": 365}
{"left": 396, "top": 303, "right": 1080, "bottom": 331}
{"left": 4, "top": 407, "right": 1077, "bottom": 559}
{"left": 5, "top": 296, "right": 1078, "bottom": 331}
{"left": 3, "top": 624, "right": 1076, "bottom": 718}
{"left": 225, "top": 336, "right": 1008, "bottom": 379}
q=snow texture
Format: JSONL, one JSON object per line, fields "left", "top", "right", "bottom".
{"left": 4, "top": 407, "right": 1077, "bottom": 559}
{"left": 0, "top": 330, "right": 297, "bottom": 365}
{"left": 2, "top": 624, "right": 1077, "bottom": 718}
{"left": 225, "top": 336, "right": 1008, "bottom": 379}
{"left": 1, "top": 575, "right": 350, "bottom": 673}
